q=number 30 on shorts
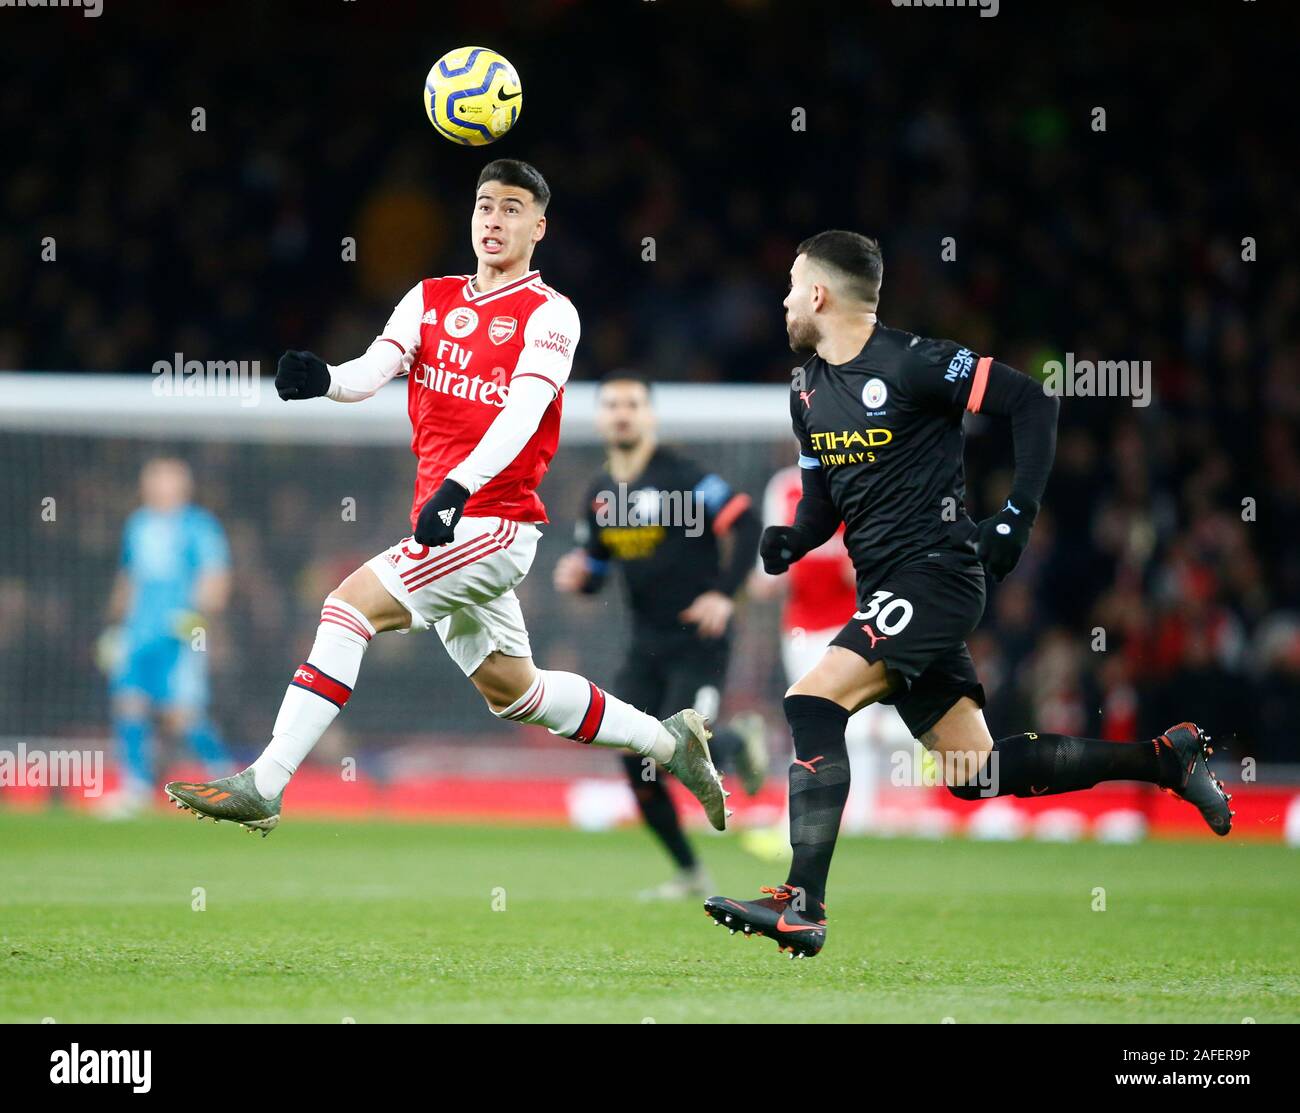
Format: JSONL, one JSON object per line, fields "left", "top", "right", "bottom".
{"left": 853, "top": 590, "right": 914, "bottom": 635}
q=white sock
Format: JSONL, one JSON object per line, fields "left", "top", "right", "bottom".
{"left": 495, "top": 670, "right": 675, "bottom": 763}
{"left": 250, "top": 597, "right": 375, "bottom": 798}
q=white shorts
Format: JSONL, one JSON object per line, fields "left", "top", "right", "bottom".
{"left": 781, "top": 625, "right": 841, "bottom": 684}
{"left": 781, "top": 626, "right": 913, "bottom": 750}
{"left": 366, "top": 516, "right": 542, "bottom": 676}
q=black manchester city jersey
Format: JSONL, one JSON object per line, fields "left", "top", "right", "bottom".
{"left": 577, "top": 447, "right": 749, "bottom": 633}
{"left": 792, "top": 322, "right": 990, "bottom": 586}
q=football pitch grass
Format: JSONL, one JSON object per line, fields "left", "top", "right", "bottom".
{"left": 1, "top": 811, "right": 1297, "bottom": 1023}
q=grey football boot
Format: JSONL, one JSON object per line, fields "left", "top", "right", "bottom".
{"left": 661, "top": 708, "right": 731, "bottom": 831}
{"left": 164, "top": 768, "right": 283, "bottom": 837}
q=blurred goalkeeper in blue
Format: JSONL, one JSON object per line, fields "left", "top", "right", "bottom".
{"left": 99, "top": 458, "right": 232, "bottom": 813}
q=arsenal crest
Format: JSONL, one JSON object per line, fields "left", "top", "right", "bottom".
{"left": 488, "top": 315, "right": 518, "bottom": 345}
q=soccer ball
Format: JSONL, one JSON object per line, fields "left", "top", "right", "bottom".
{"left": 424, "top": 46, "right": 522, "bottom": 146}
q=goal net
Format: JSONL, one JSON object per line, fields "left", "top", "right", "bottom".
{"left": 0, "top": 373, "right": 794, "bottom": 783}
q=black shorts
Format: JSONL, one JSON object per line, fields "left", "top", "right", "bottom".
{"left": 613, "top": 630, "right": 731, "bottom": 722}
{"left": 830, "top": 549, "right": 987, "bottom": 738}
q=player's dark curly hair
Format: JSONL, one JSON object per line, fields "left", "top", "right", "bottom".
{"left": 478, "top": 158, "right": 551, "bottom": 210}
{"left": 599, "top": 368, "right": 653, "bottom": 395}
{"left": 797, "top": 229, "right": 883, "bottom": 306}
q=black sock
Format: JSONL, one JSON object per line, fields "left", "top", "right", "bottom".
{"left": 622, "top": 754, "right": 696, "bottom": 869}
{"left": 947, "top": 732, "right": 1181, "bottom": 801}
{"left": 707, "top": 726, "right": 743, "bottom": 772}
{"left": 784, "top": 694, "right": 850, "bottom": 912}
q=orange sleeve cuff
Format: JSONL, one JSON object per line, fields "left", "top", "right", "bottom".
{"left": 711, "top": 493, "right": 752, "bottom": 536}
{"left": 967, "top": 356, "right": 993, "bottom": 413}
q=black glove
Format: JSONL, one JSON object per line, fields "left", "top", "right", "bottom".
{"left": 759, "top": 524, "right": 815, "bottom": 576}
{"left": 414, "top": 479, "right": 470, "bottom": 547}
{"left": 275, "top": 350, "right": 331, "bottom": 400}
{"left": 974, "top": 496, "right": 1037, "bottom": 582}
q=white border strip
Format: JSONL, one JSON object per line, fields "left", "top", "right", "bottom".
{"left": 0, "top": 374, "right": 793, "bottom": 445}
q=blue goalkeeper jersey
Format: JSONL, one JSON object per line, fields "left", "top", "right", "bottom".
{"left": 120, "top": 505, "right": 230, "bottom": 642}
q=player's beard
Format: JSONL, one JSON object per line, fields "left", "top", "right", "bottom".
{"left": 786, "top": 315, "right": 820, "bottom": 353}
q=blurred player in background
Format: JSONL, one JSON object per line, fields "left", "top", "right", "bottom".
{"left": 100, "top": 457, "right": 231, "bottom": 815}
{"left": 165, "top": 159, "right": 728, "bottom": 835}
{"left": 554, "top": 372, "right": 767, "bottom": 899}
{"left": 707, "top": 231, "right": 1233, "bottom": 958}
{"left": 744, "top": 461, "right": 916, "bottom": 857}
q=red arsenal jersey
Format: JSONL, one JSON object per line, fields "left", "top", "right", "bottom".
{"left": 762, "top": 465, "right": 857, "bottom": 633}
{"left": 377, "top": 269, "right": 579, "bottom": 528}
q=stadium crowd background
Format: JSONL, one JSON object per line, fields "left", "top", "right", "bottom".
{"left": 2, "top": 1, "right": 1297, "bottom": 766}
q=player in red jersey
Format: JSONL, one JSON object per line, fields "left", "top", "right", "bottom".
{"left": 164, "top": 160, "right": 728, "bottom": 835}
{"left": 745, "top": 464, "right": 913, "bottom": 856}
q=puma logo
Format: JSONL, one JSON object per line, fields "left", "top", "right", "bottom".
{"left": 793, "top": 755, "right": 824, "bottom": 774}
{"left": 800, "top": 389, "right": 815, "bottom": 409}
{"left": 860, "top": 622, "right": 887, "bottom": 649}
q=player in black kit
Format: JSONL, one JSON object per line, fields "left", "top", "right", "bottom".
{"left": 705, "top": 231, "right": 1234, "bottom": 957}
{"left": 555, "top": 372, "right": 769, "bottom": 899}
